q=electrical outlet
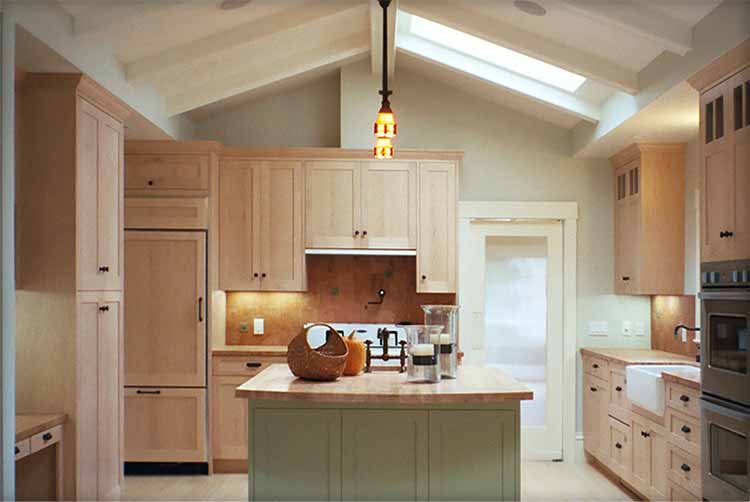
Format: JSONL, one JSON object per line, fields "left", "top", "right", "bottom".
{"left": 634, "top": 321, "right": 646, "bottom": 337}
{"left": 622, "top": 321, "right": 633, "bottom": 337}
{"left": 588, "top": 321, "right": 608, "bottom": 337}
{"left": 253, "top": 318, "right": 264, "bottom": 336}
{"left": 239, "top": 322, "right": 249, "bottom": 333}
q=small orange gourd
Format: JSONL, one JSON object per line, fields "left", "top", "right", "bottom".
{"left": 343, "top": 330, "right": 367, "bottom": 376}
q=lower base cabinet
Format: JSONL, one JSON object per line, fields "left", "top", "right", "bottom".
{"left": 248, "top": 404, "right": 520, "bottom": 501}
{"left": 630, "top": 415, "right": 668, "bottom": 500}
{"left": 607, "top": 417, "right": 632, "bottom": 478}
{"left": 124, "top": 388, "right": 207, "bottom": 462}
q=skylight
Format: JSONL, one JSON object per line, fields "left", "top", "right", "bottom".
{"left": 409, "top": 15, "right": 587, "bottom": 93}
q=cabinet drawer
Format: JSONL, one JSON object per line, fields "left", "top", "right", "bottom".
{"left": 30, "top": 425, "right": 62, "bottom": 453}
{"left": 125, "top": 197, "right": 208, "bottom": 230}
{"left": 125, "top": 154, "right": 209, "bottom": 192}
{"left": 212, "top": 355, "right": 285, "bottom": 376}
{"left": 667, "top": 479, "right": 700, "bottom": 501}
{"left": 667, "top": 408, "right": 700, "bottom": 457}
{"left": 15, "top": 439, "right": 30, "bottom": 461}
{"left": 667, "top": 444, "right": 701, "bottom": 498}
{"left": 666, "top": 382, "right": 700, "bottom": 418}
{"left": 125, "top": 387, "right": 207, "bottom": 462}
{"left": 583, "top": 355, "right": 610, "bottom": 381}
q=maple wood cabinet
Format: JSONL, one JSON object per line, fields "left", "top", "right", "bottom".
{"left": 218, "top": 159, "right": 304, "bottom": 291}
{"left": 418, "top": 162, "right": 457, "bottom": 293}
{"left": 694, "top": 63, "right": 749, "bottom": 262}
{"left": 611, "top": 144, "right": 685, "bottom": 295}
{"left": 16, "top": 74, "right": 128, "bottom": 500}
{"left": 304, "top": 160, "right": 417, "bottom": 250}
{"left": 631, "top": 414, "right": 669, "bottom": 500}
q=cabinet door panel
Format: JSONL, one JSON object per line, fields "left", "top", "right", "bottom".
{"left": 77, "top": 292, "right": 122, "bottom": 500}
{"left": 343, "top": 410, "right": 428, "bottom": 501}
{"left": 125, "top": 154, "right": 209, "bottom": 192}
{"left": 429, "top": 410, "right": 517, "bottom": 502}
{"left": 252, "top": 409, "right": 341, "bottom": 501}
{"left": 417, "top": 162, "right": 456, "bottom": 293}
{"left": 305, "top": 161, "right": 360, "bottom": 248}
{"left": 77, "top": 98, "right": 123, "bottom": 291}
{"left": 260, "top": 161, "right": 304, "bottom": 291}
{"left": 124, "top": 231, "right": 206, "bottom": 387}
{"left": 211, "top": 376, "right": 248, "bottom": 461}
{"left": 124, "top": 388, "right": 207, "bottom": 462}
{"left": 219, "top": 161, "right": 260, "bottom": 290}
{"left": 703, "top": 148, "right": 736, "bottom": 261}
{"left": 361, "top": 162, "right": 417, "bottom": 249}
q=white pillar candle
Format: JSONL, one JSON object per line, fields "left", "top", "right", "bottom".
{"left": 410, "top": 343, "right": 435, "bottom": 356}
{"left": 429, "top": 334, "right": 452, "bottom": 345}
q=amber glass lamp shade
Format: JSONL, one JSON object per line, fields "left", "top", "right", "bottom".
{"left": 374, "top": 137, "right": 394, "bottom": 159}
{"left": 374, "top": 108, "right": 397, "bottom": 139}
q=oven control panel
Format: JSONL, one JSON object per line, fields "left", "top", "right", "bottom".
{"left": 701, "top": 260, "right": 750, "bottom": 288}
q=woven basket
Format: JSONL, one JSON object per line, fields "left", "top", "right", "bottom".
{"left": 287, "top": 323, "right": 349, "bottom": 381}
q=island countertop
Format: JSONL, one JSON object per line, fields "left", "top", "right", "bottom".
{"left": 236, "top": 364, "right": 533, "bottom": 404}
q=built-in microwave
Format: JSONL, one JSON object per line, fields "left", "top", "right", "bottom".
{"left": 702, "top": 395, "right": 750, "bottom": 501}
{"left": 700, "top": 288, "right": 750, "bottom": 408}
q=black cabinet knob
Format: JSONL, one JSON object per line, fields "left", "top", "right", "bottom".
{"left": 680, "top": 395, "right": 690, "bottom": 402}
{"left": 592, "top": 364, "right": 599, "bottom": 369}
{"left": 681, "top": 425, "right": 691, "bottom": 434}
{"left": 421, "top": 275, "right": 427, "bottom": 280}
{"left": 14, "top": 446, "right": 19, "bottom": 455}
{"left": 261, "top": 273, "right": 267, "bottom": 278}
{"left": 147, "top": 180, "right": 154, "bottom": 186}
{"left": 615, "top": 442, "right": 622, "bottom": 449}
{"left": 590, "top": 387, "right": 597, "bottom": 392}
{"left": 615, "top": 386, "right": 623, "bottom": 392}
{"left": 254, "top": 273, "right": 259, "bottom": 278}
{"left": 680, "top": 463, "right": 691, "bottom": 472}
{"left": 362, "top": 230, "right": 368, "bottom": 236}
{"left": 98, "top": 305, "right": 109, "bottom": 312}
{"left": 354, "top": 230, "right": 360, "bottom": 236}
{"left": 42, "top": 432, "right": 52, "bottom": 442}
{"left": 246, "top": 362, "right": 262, "bottom": 368}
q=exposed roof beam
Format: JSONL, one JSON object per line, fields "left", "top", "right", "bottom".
{"left": 557, "top": 0, "right": 693, "bottom": 56}
{"left": 397, "top": 34, "right": 600, "bottom": 123}
{"left": 369, "top": 0, "right": 398, "bottom": 78}
{"left": 399, "top": 1, "right": 638, "bottom": 94}
{"left": 126, "top": 0, "right": 339, "bottom": 84}
{"left": 167, "top": 32, "right": 369, "bottom": 115}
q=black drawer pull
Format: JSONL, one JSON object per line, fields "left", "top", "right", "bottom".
{"left": 622, "top": 276, "right": 630, "bottom": 281}
{"left": 680, "top": 394, "right": 690, "bottom": 402}
{"left": 615, "top": 386, "right": 623, "bottom": 392}
{"left": 147, "top": 180, "right": 154, "bottom": 186}
{"left": 14, "top": 446, "right": 19, "bottom": 455}
{"left": 421, "top": 275, "right": 427, "bottom": 280}
{"left": 136, "top": 390, "right": 161, "bottom": 395}
{"left": 680, "top": 463, "right": 691, "bottom": 472}
{"left": 592, "top": 363, "right": 599, "bottom": 369}
{"left": 246, "top": 362, "right": 262, "bottom": 368}
{"left": 681, "top": 425, "right": 691, "bottom": 434}
{"left": 641, "top": 431, "right": 651, "bottom": 438}
{"left": 615, "top": 442, "right": 622, "bottom": 450}
{"left": 42, "top": 432, "right": 52, "bottom": 441}
{"left": 98, "top": 266, "right": 109, "bottom": 272}
{"left": 98, "top": 305, "right": 109, "bottom": 312}
{"left": 590, "top": 387, "right": 597, "bottom": 392}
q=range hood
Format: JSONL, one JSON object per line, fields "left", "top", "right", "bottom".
{"left": 305, "top": 248, "right": 417, "bottom": 256}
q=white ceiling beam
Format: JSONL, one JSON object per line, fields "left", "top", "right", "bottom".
{"left": 557, "top": 0, "right": 693, "bottom": 56}
{"left": 369, "top": 0, "right": 399, "bottom": 78}
{"left": 397, "top": 34, "right": 600, "bottom": 123}
{"left": 399, "top": 2, "right": 638, "bottom": 94}
{"left": 125, "top": 0, "right": 339, "bottom": 84}
{"left": 59, "top": 0, "right": 185, "bottom": 38}
{"left": 166, "top": 32, "right": 369, "bottom": 115}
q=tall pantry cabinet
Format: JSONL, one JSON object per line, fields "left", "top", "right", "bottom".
{"left": 16, "top": 74, "right": 128, "bottom": 500}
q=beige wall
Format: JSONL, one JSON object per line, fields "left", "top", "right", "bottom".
{"left": 194, "top": 71, "right": 341, "bottom": 148}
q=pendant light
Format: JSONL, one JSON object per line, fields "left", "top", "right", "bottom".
{"left": 373, "top": 0, "right": 396, "bottom": 159}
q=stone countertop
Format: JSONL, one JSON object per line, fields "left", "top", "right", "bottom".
{"left": 662, "top": 368, "right": 701, "bottom": 390}
{"left": 212, "top": 346, "right": 287, "bottom": 357}
{"left": 581, "top": 348, "right": 698, "bottom": 366}
{"left": 235, "top": 364, "right": 533, "bottom": 404}
{"left": 16, "top": 414, "right": 67, "bottom": 442}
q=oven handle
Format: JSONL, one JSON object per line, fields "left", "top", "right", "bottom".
{"left": 701, "top": 396, "right": 750, "bottom": 421}
{"left": 699, "top": 290, "right": 750, "bottom": 301}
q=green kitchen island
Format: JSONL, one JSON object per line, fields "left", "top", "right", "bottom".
{"left": 235, "top": 364, "right": 533, "bottom": 501}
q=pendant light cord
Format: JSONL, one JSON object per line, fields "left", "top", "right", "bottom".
{"left": 379, "top": 0, "right": 392, "bottom": 108}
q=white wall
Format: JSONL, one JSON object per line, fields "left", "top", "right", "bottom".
{"left": 340, "top": 59, "right": 652, "bottom": 438}
{"left": 194, "top": 72, "right": 341, "bottom": 148}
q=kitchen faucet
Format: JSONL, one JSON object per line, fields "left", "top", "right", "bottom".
{"left": 674, "top": 324, "right": 701, "bottom": 362}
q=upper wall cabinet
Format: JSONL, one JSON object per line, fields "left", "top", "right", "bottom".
{"left": 219, "top": 159, "right": 304, "bottom": 291}
{"left": 611, "top": 144, "right": 685, "bottom": 295}
{"left": 418, "top": 162, "right": 457, "bottom": 293}
{"left": 305, "top": 160, "right": 417, "bottom": 250}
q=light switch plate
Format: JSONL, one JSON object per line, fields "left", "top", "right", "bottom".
{"left": 253, "top": 318, "right": 264, "bottom": 336}
{"left": 634, "top": 321, "right": 646, "bottom": 337}
{"left": 239, "top": 322, "right": 249, "bottom": 333}
{"left": 622, "top": 321, "right": 633, "bottom": 337}
{"left": 588, "top": 321, "right": 608, "bottom": 337}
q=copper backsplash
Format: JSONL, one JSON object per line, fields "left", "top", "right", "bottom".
{"left": 651, "top": 295, "right": 698, "bottom": 358}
